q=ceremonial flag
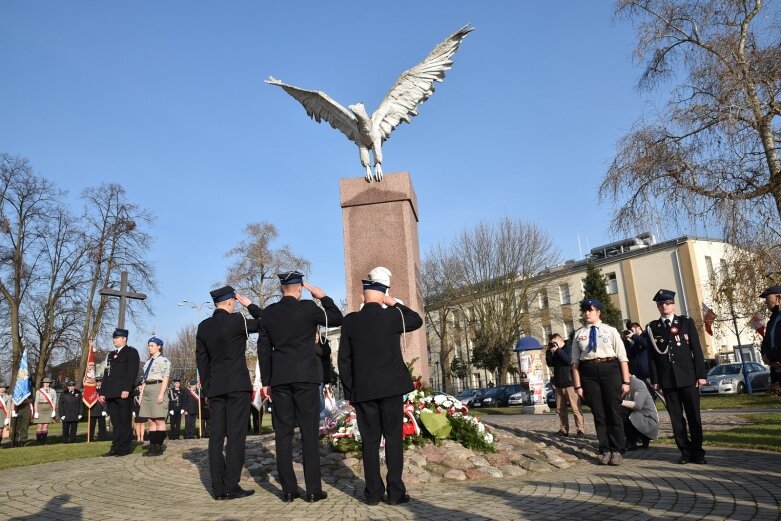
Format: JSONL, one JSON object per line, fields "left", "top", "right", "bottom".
{"left": 12, "top": 348, "right": 32, "bottom": 406}
{"left": 750, "top": 313, "right": 765, "bottom": 337}
{"left": 702, "top": 303, "right": 717, "bottom": 336}
{"left": 251, "top": 359, "right": 263, "bottom": 411}
{"left": 82, "top": 343, "right": 98, "bottom": 407}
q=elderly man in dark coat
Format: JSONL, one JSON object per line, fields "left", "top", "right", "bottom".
{"left": 196, "top": 286, "right": 261, "bottom": 500}
{"left": 760, "top": 285, "right": 781, "bottom": 391}
{"left": 338, "top": 267, "right": 423, "bottom": 506}
{"left": 99, "top": 328, "right": 140, "bottom": 457}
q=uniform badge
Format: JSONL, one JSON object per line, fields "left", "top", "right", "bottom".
{"left": 670, "top": 326, "right": 679, "bottom": 334}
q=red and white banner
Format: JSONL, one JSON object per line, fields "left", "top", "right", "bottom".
{"left": 702, "top": 303, "right": 717, "bottom": 336}
{"left": 251, "top": 359, "right": 264, "bottom": 411}
{"left": 82, "top": 344, "right": 98, "bottom": 407}
{"left": 750, "top": 314, "right": 765, "bottom": 337}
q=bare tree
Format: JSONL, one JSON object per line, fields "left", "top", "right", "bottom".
{"left": 421, "top": 245, "right": 463, "bottom": 393}
{"left": 434, "top": 218, "right": 560, "bottom": 385}
{"left": 603, "top": 0, "right": 781, "bottom": 275}
{"left": 25, "top": 205, "right": 88, "bottom": 386}
{"left": 225, "top": 222, "right": 310, "bottom": 309}
{"left": 0, "top": 155, "right": 62, "bottom": 385}
{"left": 165, "top": 323, "right": 198, "bottom": 382}
{"left": 77, "top": 184, "right": 156, "bottom": 377}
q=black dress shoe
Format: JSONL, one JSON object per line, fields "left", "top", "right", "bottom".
{"left": 365, "top": 497, "right": 381, "bottom": 506}
{"left": 281, "top": 492, "right": 300, "bottom": 503}
{"left": 691, "top": 456, "right": 707, "bottom": 464}
{"left": 101, "top": 450, "right": 116, "bottom": 457}
{"left": 385, "top": 494, "right": 411, "bottom": 505}
{"left": 678, "top": 455, "right": 690, "bottom": 464}
{"left": 222, "top": 488, "right": 255, "bottom": 500}
{"left": 305, "top": 491, "right": 327, "bottom": 503}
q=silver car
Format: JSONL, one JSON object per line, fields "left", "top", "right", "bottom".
{"left": 507, "top": 390, "right": 529, "bottom": 406}
{"left": 699, "top": 362, "right": 771, "bottom": 394}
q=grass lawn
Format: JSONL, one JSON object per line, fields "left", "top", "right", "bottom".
{"left": 0, "top": 414, "right": 274, "bottom": 471}
{"left": 655, "top": 413, "right": 781, "bottom": 453}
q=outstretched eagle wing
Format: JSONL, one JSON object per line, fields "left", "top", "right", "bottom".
{"left": 371, "top": 25, "right": 473, "bottom": 142}
{"left": 265, "top": 76, "right": 361, "bottom": 144}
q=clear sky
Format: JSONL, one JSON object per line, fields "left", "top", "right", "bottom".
{"left": 1, "top": 2, "right": 664, "bottom": 349}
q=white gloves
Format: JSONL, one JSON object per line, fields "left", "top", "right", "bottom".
{"left": 61, "top": 416, "right": 66, "bottom": 421}
{"left": 34, "top": 412, "right": 39, "bottom": 419}
{"left": 78, "top": 415, "right": 82, "bottom": 420}
{"left": 51, "top": 411, "right": 56, "bottom": 418}
{"left": 169, "top": 410, "right": 174, "bottom": 416}
{"left": 102, "top": 411, "right": 107, "bottom": 417}
{"left": 3, "top": 418, "right": 9, "bottom": 425}
{"left": 11, "top": 411, "right": 17, "bottom": 418}
{"left": 621, "top": 400, "right": 636, "bottom": 409}
{"left": 180, "top": 409, "right": 185, "bottom": 414}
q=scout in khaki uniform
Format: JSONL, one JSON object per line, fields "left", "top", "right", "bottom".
{"left": 33, "top": 377, "right": 58, "bottom": 444}
{"left": 139, "top": 336, "right": 171, "bottom": 456}
{"left": 0, "top": 383, "right": 10, "bottom": 444}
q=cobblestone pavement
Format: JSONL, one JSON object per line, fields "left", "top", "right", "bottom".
{"left": 0, "top": 411, "right": 779, "bottom": 521}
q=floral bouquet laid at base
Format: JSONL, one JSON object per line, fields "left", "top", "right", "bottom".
{"left": 320, "top": 375, "right": 495, "bottom": 454}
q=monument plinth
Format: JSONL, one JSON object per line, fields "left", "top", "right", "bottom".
{"left": 340, "top": 172, "right": 428, "bottom": 381}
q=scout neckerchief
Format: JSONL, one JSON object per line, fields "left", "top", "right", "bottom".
{"left": 37, "top": 387, "right": 55, "bottom": 408}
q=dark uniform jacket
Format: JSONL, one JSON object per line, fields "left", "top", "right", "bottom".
{"left": 761, "top": 305, "right": 781, "bottom": 363}
{"left": 195, "top": 304, "right": 261, "bottom": 398}
{"left": 59, "top": 390, "right": 82, "bottom": 421}
{"left": 258, "top": 296, "right": 343, "bottom": 386}
{"left": 168, "top": 387, "right": 183, "bottom": 413}
{"left": 338, "top": 302, "right": 423, "bottom": 403}
{"left": 92, "top": 390, "right": 105, "bottom": 415}
{"left": 647, "top": 315, "right": 706, "bottom": 389}
{"left": 182, "top": 388, "right": 200, "bottom": 416}
{"left": 101, "top": 345, "right": 140, "bottom": 399}
{"left": 627, "top": 334, "right": 652, "bottom": 379}
{"left": 545, "top": 341, "right": 575, "bottom": 388}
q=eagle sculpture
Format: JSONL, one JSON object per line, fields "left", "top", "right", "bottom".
{"left": 265, "top": 25, "right": 473, "bottom": 182}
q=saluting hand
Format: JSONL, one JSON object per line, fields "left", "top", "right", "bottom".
{"left": 235, "top": 293, "right": 252, "bottom": 308}
{"left": 303, "top": 282, "right": 325, "bottom": 299}
{"left": 383, "top": 294, "right": 398, "bottom": 307}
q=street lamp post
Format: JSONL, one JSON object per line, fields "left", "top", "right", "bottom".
{"left": 178, "top": 300, "right": 213, "bottom": 318}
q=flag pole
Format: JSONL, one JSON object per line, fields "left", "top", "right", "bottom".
{"left": 197, "top": 385, "right": 203, "bottom": 439}
{"left": 87, "top": 408, "right": 91, "bottom": 444}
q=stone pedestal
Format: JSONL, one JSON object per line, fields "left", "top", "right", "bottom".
{"left": 340, "top": 172, "right": 428, "bottom": 381}
{"left": 522, "top": 404, "right": 550, "bottom": 415}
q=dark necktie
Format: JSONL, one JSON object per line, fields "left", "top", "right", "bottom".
{"left": 143, "top": 358, "right": 154, "bottom": 380}
{"left": 588, "top": 326, "right": 598, "bottom": 353}
{"left": 664, "top": 319, "right": 671, "bottom": 330}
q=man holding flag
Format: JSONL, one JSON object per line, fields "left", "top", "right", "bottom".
{"left": 82, "top": 340, "right": 100, "bottom": 442}
{"left": 10, "top": 348, "right": 34, "bottom": 447}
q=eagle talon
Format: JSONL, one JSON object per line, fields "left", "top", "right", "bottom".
{"left": 365, "top": 166, "right": 373, "bottom": 183}
{"left": 374, "top": 164, "right": 383, "bottom": 182}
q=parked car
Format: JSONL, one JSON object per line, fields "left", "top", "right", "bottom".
{"left": 507, "top": 389, "right": 529, "bottom": 406}
{"left": 456, "top": 388, "right": 479, "bottom": 407}
{"left": 473, "top": 384, "right": 523, "bottom": 408}
{"left": 700, "top": 362, "right": 771, "bottom": 394}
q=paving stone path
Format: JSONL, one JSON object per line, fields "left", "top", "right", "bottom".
{"left": 0, "top": 411, "right": 779, "bottom": 521}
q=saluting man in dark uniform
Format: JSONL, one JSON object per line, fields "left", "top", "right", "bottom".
{"left": 338, "top": 266, "right": 423, "bottom": 506}
{"left": 196, "top": 286, "right": 261, "bottom": 500}
{"left": 258, "top": 271, "right": 343, "bottom": 503}
{"left": 168, "top": 378, "right": 184, "bottom": 440}
{"left": 99, "top": 328, "right": 140, "bottom": 457}
{"left": 647, "top": 289, "right": 708, "bottom": 464}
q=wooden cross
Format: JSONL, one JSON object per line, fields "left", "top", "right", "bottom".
{"left": 99, "top": 271, "right": 147, "bottom": 329}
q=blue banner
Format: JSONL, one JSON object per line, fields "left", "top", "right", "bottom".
{"left": 12, "top": 348, "right": 32, "bottom": 406}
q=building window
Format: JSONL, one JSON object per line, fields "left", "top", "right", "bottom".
{"left": 606, "top": 272, "right": 618, "bottom": 295}
{"left": 542, "top": 324, "right": 552, "bottom": 340}
{"left": 705, "top": 256, "right": 715, "bottom": 281}
{"left": 559, "top": 283, "right": 571, "bottom": 304}
{"left": 566, "top": 321, "right": 576, "bottom": 338}
{"left": 539, "top": 290, "right": 549, "bottom": 309}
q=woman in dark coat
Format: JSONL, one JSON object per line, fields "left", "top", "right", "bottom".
{"left": 59, "top": 380, "right": 82, "bottom": 443}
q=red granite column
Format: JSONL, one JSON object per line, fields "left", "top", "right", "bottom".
{"left": 339, "top": 172, "right": 429, "bottom": 382}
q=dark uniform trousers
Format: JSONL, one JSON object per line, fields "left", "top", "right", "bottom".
{"left": 185, "top": 413, "right": 198, "bottom": 438}
{"left": 62, "top": 421, "right": 78, "bottom": 443}
{"left": 12, "top": 403, "right": 32, "bottom": 445}
{"left": 271, "top": 383, "right": 321, "bottom": 495}
{"left": 90, "top": 414, "right": 107, "bottom": 441}
{"left": 208, "top": 391, "right": 251, "bottom": 495}
{"left": 663, "top": 385, "right": 704, "bottom": 459}
{"left": 106, "top": 397, "right": 133, "bottom": 454}
{"left": 354, "top": 395, "right": 406, "bottom": 502}
{"left": 579, "top": 360, "right": 625, "bottom": 453}
{"left": 170, "top": 410, "right": 182, "bottom": 439}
